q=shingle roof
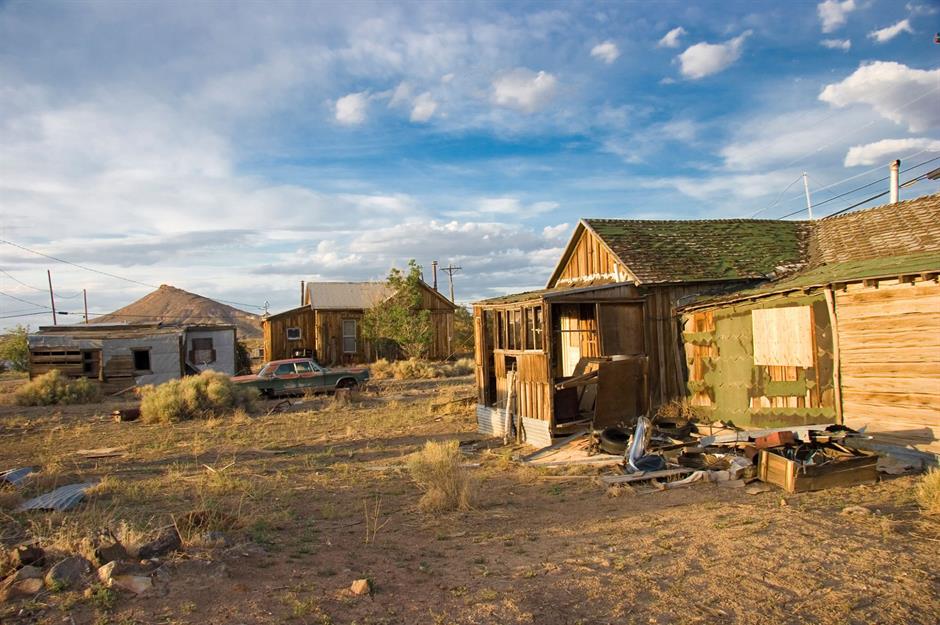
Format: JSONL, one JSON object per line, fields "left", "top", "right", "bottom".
{"left": 583, "top": 218, "right": 810, "bottom": 284}
{"left": 305, "top": 282, "right": 394, "bottom": 310}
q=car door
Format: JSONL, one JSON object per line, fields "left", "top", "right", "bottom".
{"left": 293, "top": 360, "right": 321, "bottom": 391}
{"left": 274, "top": 362, "right": 299, "bottom": 394}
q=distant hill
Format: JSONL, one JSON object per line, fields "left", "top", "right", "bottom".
{"left": 90, "top": 284, "right": 263, "bottom": 339}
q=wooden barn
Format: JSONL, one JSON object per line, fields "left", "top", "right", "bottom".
{"left": 263, "top": 281, "right": 456, "bottom": 365}
{"left": 473, "top": 217, "right": 810, "bottom": 447}
{"left": 680, "top": 193, "right": 940, "bottom": 462}
{"left": 27, "top": 323, "right": 237, "bottom": 394}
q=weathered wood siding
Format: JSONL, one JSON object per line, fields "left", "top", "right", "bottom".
{"left": 263, "top": 308, "right": 316, "bottom": 362}
{"left": 492, "top": 351, "right": 552, "bottom": 422}
{"left": 315, "top": 310, "right": 368, "bottom": 365}
{"left": 428, "top": 311, "right": 454, "bottom": 359}
{"left": 837, "top": 277, "right": 940, "bottom": 454}
{"left": 554, "top": 228, "right": 628, "bottom": 287}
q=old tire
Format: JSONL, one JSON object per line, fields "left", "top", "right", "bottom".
{"left": 599, "top": 427, "right": 630, "bottom": 456}
{"left": 336, "top": 378, "right": 358, "bottom": 390}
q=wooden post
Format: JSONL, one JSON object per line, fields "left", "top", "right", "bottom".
{"left": 83, "top": 289, "right": 88, "bottom": 324}
{"left": 47, "top": 270, "right": 57, "bottom": 325}
{"left": 503, "top": 368, "right": 516, "bottom": 445}
{"left": 824, "top": 287, "right": 843, "bottom": 425}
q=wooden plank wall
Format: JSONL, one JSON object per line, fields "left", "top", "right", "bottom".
{"left": 263, "top": 308, "right": 316, "bottom": 362}
{"left": 428, "top": 311, "right": 453, "bottom": 359}
{"left": 554, "top": 229, "right": 627, "bottom": 286}
{"left": 837, "top": 278, "right": 940, "bottom": 454}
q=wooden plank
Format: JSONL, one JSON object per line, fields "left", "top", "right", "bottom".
{"left": 841, "top": 399, "right": 939, "bottom": 425}
{"left": 600, "top": 468, "right": 694, "bottom": 485}
{"left": 751, "top": 306, "right": 814, "bottom": 367}
{"left": 841, "top": 378, "right": 940, "bottom": 397}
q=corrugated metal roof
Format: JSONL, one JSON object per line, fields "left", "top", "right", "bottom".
{"left": 306, "top": 282, "right": 394, "bottom": 310}
{"left": 17, "top": 482, "right": 97, "bottom": 512}
{"left": 0, "top": 467, "right": 33, "bottom": 487}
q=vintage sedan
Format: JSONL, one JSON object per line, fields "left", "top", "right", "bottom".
{"left": 232, "top": 358, "right": 369, "bottom": 398}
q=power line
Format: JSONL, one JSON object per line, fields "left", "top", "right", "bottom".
{"left": 0, "top": 311, "right": 49, "bottom": 320}
{"left": 0, "top": 290, "right": 50, "bottom": 309}
{"left": 0, "top": 268, "right": 45, "bottom": 291}
{"left": 0, "top": 238, "right": 263, "bottom": 310}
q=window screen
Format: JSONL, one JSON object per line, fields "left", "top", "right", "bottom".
{"left": 342, "top": 319, "right": 357, "bottom": 354}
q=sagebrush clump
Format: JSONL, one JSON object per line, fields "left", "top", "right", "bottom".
{"left": 916, "top": 469, "right": 940, "bottom": 515}
{"left": 407, "top": 440, "right": 474, "bottom": 512}
{"left": 369, "top": 358, "right": 474, "bottom": 380}
{"left": 139, "top": 370, "right": 257, "bottom": 423}
{"left": 15, "top": 370, "right": 101, "bottom": 406}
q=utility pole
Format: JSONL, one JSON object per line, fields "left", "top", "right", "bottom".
{"left": 802, "top": 171, "right": 813, "bottom": 220}
{"left": 441, "top": 264, "right": 462, "bottom": 303}
{"left": 47, "top": 270, "right": 57, "bottom": 325}
{"left": 83, "top": 289, "right": 88, "bottom": 324}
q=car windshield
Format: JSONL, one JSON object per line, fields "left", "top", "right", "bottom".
{"left": 258, "top": 364, "right": 275, "bottom": 377}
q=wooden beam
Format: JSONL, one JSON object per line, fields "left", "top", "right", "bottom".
{"left": 824, "top": 287, "right": 844, "bottom": 426}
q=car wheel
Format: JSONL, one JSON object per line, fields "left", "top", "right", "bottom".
{"left": 336, "top": 378, "right": 358, "bottom": 390}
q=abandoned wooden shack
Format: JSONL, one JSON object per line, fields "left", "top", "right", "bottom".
{"left": 27, "top": 323, "right": 237, "bottom": 393}
{"left": 680, "top": 193, "right": 940, "bottom": 461}
{"left": 263, "top": 281, "right": 456, "bottom": 364}
{"left": 473, "top": 217, "right": 810, "bottom": 447}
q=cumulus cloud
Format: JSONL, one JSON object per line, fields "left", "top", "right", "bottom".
{"left": 821, "top": 38, "right": 851, "bottom": 51}
{"left": 491, "top": 68, "right": 557, "bottom": 113}
{"left": 819, "top": 61, "right": 940, "bottom": 132}
{"left": 868, "top": 19, "right": 914, "bottom": 43}
{"left": 447, "top": 197, "right": 560, "bottom": 218}
{"left": 844, "top": 138, "right": 940, "bottom": 166}
{"left": 410, "top": 92, "right": 438, "bottom": 122}
{"left": 334, "top": 92, "right": 368, "bottom": 125}
{"left": 590, "top": 41, "right": 620, "bottom": 64}
{"left": 678, "top": 31, "right": 751, "bottom": 80}
{"left": 658, "top": 26, "right": 686, "bottom": 48}
{"left": 818, "top": 0, "right": 856, "bottom": 33}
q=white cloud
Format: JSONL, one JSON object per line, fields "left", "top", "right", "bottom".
{"left": 590, "top": 41, "right": 620, "bottom": 64}
{"left": 677, "top": 31, "right": 751, "bottom": 80}
{"left": 388, "top": 82, "right": 412, "bottom": 107}
{"left": 658, "top": 26, "right": 686, "bottom": 48}
{"left": 844, "top": 138, "right": 940, "bottom": 166}
{"left": 906, "top": 2, "right": 937, "bottom": 15}
{"left": 821, "top": 38, "right": 851, "bottom": 51}
{"left": 334, "top": 92, "right": 368, "bottom": 125}
{"left": 818, "top": 0, "right": 856, "bottom": 33}
{"left": 819, "top": 61, "right": 940, "bottom": 132}
{"left": 868, "top": 19, "right": 914, "bottom": 43}
{"left": 491, "top": 68, "right": 557, "bottom": 113}
{"left": 410, "top": 92, "right": 438, "bottom": 122}
{"left": 542, "top": 223, "right": 570, "bottom": 239}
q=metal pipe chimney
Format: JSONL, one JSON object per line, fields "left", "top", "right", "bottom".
{"left": 300, "top": 280, "right": 305, "bottom": 306}
{"left": 431, "top": 260, "right": 439, "bottom": 291}
{"left": 890, "top": 159, "right": 900, "bottom": 204}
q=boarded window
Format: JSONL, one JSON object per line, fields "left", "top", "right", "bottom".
{"left": 342, "top": 319, "right": 357, "bottom": 354}
{"left": 190, "top": 337, "right": 216, "bottom": 364}
{"left": 598, "top": 303, "right": 645, "bottom": 356}
{"left": 752, "top": 306, "right": 814, "bottom": 367}
{"left": 286, "top": 327, "right": 302, "bottom": 341}
{"left": 132, "top": 349, "right": 151, "bottom": 372}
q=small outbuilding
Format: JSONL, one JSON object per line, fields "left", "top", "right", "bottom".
{"left": 27, "top": 323, "right": 237, "bottom": 394}
{"left": 263, "top": 281, "right": 456, "bottom": 364}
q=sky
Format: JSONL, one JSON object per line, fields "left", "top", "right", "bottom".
{"left": 1, "top": 0, "right": 939, "bottom": 329}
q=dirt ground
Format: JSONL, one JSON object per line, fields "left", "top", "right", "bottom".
{"left": 1, "top": 373, "right": 938, "bottom": 625}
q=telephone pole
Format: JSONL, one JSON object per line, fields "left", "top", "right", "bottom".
{"left": 47, "top": 270, "right": 57, "bottom": 325}
{"left": 83, "top": 289, "right": 89, "bottom": 324}
{"left": 441, "top": 264, "right": 462, "bottom": 303}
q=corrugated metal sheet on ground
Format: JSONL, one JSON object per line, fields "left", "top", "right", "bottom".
{"left": 0, "top": 467, "right": 33, "bottom": 487}
{"left": 16, "top": 482, "right": 97, "bottom": 512}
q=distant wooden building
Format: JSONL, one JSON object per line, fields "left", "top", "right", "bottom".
{"left": 27, "top": 323, "right": 237, "bottom": 394}
{"left": 680, "top": 193, "right": 940, "bottom": 461}
{"left": 263, "top": 281, "right": 456, "bottom": 364}
{"left": 473, "top": 217, "right": 809, "bottom": 447}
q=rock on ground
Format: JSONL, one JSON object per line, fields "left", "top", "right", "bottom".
{"left": 137, "top": 526, "right": 181, "bottom": 559}
{"left": 44, "top": 556, "right": 91, "bottom": 590}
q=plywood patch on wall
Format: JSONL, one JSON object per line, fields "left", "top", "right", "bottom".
{"left": 752, "top": 306, "right": 814, "bottom": 367}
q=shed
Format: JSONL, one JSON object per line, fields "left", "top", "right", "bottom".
{"left": 263, "top": 280, "right": 456, "bottom": 364}
{"left": 473, "top": 217, "right": 810, "bottom": 446}
{"left": 27, "top": 323, "right": 237, "bottom": 394}
{"left": 680, "top": 193, "right": 940, "bottom": 460}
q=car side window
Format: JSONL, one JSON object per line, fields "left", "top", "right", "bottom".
{"left": 294, "top": 361, "right": 313, "bottom": 374}
{"left": 275, "top": 363, "right": 296, "bottom": 376}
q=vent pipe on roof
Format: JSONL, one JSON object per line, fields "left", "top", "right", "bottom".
{"left": 300, "top": 280, "right": 305, "bottom": 306}
{"left": 890, "top": 159, "right": 900, "bottom": 204}
{"left": 431, "top": 260, "right": 439, "bottom": 291}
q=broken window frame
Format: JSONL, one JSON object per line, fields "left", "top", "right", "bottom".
{"left": 132, "top": 348, "right": 151, "bottom": 373}
{"left": 286, "top": 327, "right": 302, "bottom": 341}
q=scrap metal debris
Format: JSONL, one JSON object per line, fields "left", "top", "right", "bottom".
{"left": 1, "top": 467, "right": 34, "bottom": 487}
{"left": 16, "top": 482, "right": 97, "bottom": 512}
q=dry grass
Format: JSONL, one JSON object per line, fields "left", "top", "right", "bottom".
{"left": 369, "top": 358, "right": 473, "bottom": 380}
{"left": 139, "top": 370, "right": 257, "bottom": 423}
{"left": 407, "top": 440, "right": 474, "bottom": 512}
{"left": 14, "top": 370, "right": 101, "bottom": 406}
{"left": 916, "top": 469, "right": 940, "bottom": 515}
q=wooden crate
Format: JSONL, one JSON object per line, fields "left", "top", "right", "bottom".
{"left": 758, "top": 448, "right": 878, "bottom": 493}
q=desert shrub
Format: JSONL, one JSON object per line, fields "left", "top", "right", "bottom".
{"left": 408, "top": 440, "right": 474, "bottom": 512}
{"left": 368, "top": 357, "right": 475, "bottom": 380}
{"left": 916, "top": 469, "right": 940, "bottom": 515}
{"left": 139, "top": 370, "right": 256, "bottom": 423}
{"left": 15, "top": 370, "right": 101, "bottom": 406}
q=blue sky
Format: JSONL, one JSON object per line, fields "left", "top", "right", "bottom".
{"left": 1, "top": 0, "right": 938, "bottom": 328}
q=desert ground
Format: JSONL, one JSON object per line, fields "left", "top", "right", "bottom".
{"left": 0, "top": 372, "right": 938, "bottom": 625}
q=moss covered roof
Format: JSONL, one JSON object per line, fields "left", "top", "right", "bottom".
{"left": 584, "top": 218, "right": 810, "bottom": 284}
